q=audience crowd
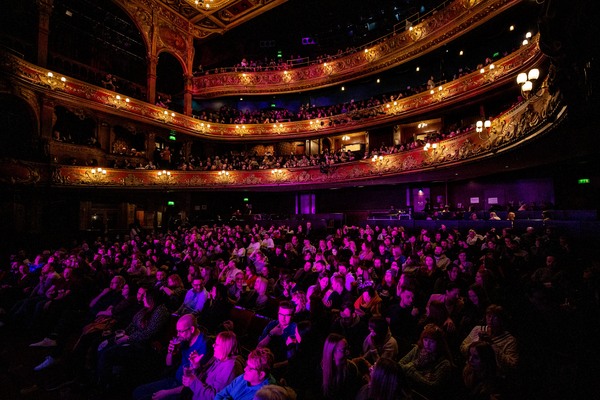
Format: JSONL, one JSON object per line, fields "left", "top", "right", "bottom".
{"left": 1, "top": 218, "right": 597, "bottom": 400}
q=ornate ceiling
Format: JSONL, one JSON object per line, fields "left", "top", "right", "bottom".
{"left": 154, "top": 0, "right": 288, "bottom": 40}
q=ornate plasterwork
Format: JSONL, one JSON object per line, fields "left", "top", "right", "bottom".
{"left": 116, "top": 0, "right": 287, "bottom": 42}
{"left": 0, "top": 39, "right": 543, "bottom": 143}
{"left": 1, "top": 83, "right": 560, "bottom": 190}
{"left": 192, "top": 0, "right": 522, "bottom": 97}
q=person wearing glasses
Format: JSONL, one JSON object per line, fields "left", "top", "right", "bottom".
{"left": 214, "top": 347, "right": 276, "bottom": 400}
{"left": 257, "top": 301, "right": 297, "bottom": 365}
{"left": 133, "top": 313, "right": 209, "bottom": 400}
{"left": 182, "top": 331, "right": 245, "bottom": 400}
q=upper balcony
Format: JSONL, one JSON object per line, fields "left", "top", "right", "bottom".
{"left": 0, "top": 37, "right": 542, "bottom": 143}
{"left": 192, "top": 0, "right": 525, "bottom": 98}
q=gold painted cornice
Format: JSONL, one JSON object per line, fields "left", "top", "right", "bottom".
{"left": 1, "top": 82, "right": 564, "bottom": 190}
{"left": 192, "top": 0, "right": 523, "bottom": 97}
{"left": 0, "top": 38, "right": 542, "bottom": 142}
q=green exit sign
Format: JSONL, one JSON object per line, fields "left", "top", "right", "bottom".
{"left": 167, "top": 201, "right": 175, "bottom": 206}
{"left": 578, "top": 178, "right": 590, "bottom": 184}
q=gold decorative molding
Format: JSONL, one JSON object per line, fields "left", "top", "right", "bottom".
{"left": 0, "top": 38, "right": 543, "bottom": 144}
{"left": 2, "top": 82, "right": 560, "bottom": 190}
{"left": 192, "top": 0, "right": 524, "bottom": 97}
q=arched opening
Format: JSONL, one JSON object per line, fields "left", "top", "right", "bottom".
{"left": 0, "top": 95, "right": 40, "bottom": 161}
{"left": 47, "top": 0, "right": 146, "bottom": 96}
{"left": 156, "top": 52, "right": 185, "bottom": 113}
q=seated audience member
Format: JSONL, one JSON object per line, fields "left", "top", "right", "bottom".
{"left": 239, "top": 276, "right": 269, "bottom": 312}
{"left": 322, "top": 273, "right": 349, "bottom": 311}
{"left": 67, "top": 282, "right": 143, "bottom": 380}
{"left": 87, "top": 275, "right": 127, "bottom": 319}
{"left": 290, "top": 290, "right": 310, "bottom": 322}
{"left": 376, "top": 269, "right": 397, "bottom": 310}
{"left": 399, "top": 323, "right": 454, "bottom": 396}
{"left": 386, "top": 284, "right": 420, "bottom": 355}
{"left": 181, "top": 331, "right": 245, "bottom": 400}
{"left": 133, "top": 313, "right": 209, "bottom": 400}
{"left": 253, "top": 384, "right": 297, "bottom": 400}
{"left": 331, "top": 301, "right": 369, "bottom": 358}
{"left": 320, "top": 333, "right": 361, "bottom": 400}
{"left": 161, "top": 274, "right": 187, "bottom": 312}
{"left": 460, "top": 284, "right": 490, "bottom": 337}
{"left": 10, "top": 262, "right": 60, "bottom": 325}
{"left": 175, "top": 277, "right": 208, "bottom": 316}
{"left": 356, "top": 357, "right": 411, "bottom": 400}
{"left": 454, "top": 250, "right": 476, "bottom": 279}
{"left": 362, "top": 316, "right": 399, "bottom": 364}
{"left": 200, "top": 283, "right": 232, "bottom": 333}
{"left": 97, "top": 288, "right": 170, "bottom": 390}
{"left": 283, "top": 320, "right": 319, "bottom": 398}
{"left": 427, "top": 281, "right": 465, "bottom": 327}
{"left": 226, "top": 271, "right": 246, "bottom": 304}
{"left": 462, "top": 341, "right": 504, "bottom": 399}
{"left": 257, "top": 301, "right": 297, "bottom": 364}
{"left": 354, "top": 286, "right": 382, "bottom": 319}
{"left": 214, "top": 347, "right": 276, "bottom": 400}
{"left": 461, "top": 304, "right": 519, "bottom": 375}
{"left": 433, "top": 263, "right": 467, "bottom": 295}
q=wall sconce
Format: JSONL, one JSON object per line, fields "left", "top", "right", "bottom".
{"left": 156, "top": 170, "right": 172, "bottom": 184}
{"left": 84, "top": 167, "right": 108, "bottom": 184}
{"left": 235, "top": 125, "right": 249, "bottom": 136}
{"left": 423, "top": 142, "right": 444, "bottom": 163}
{"left": 110, "top": 94, "right": 130, "bottom": 109}
{"left": 309, "top": 119, "right": 323, "bottom": 130}
{"left": 196, "top": 122, "right": 211, "bottom": 133}
{"left": 217, "top": 169, "right": 233, "bottom": 184}
{"left": 385, "top": 101, "right": 401, "bottom": 115}
{"left": 476, "top": 119, "right": 492, "bottom": 140}
{"left": 270, "top": 168, "right": 287, "bottom": 182}
{"left": 429, "top": 86, "right": 445, "bottom": 101}
{"left": 342, "top": 135, "right": 350, "bottom": 141}
{"left": 272, "top": 123, "right": 285, "bottom": 134}
{"left": 516, "top": 68, "right": 541, "bottom": 99}
{"left": 160, "top": 110, "right": 175, "bottom": 123}
{"left": 370, "top": 154, "right": 387, "bottom": 174}
{"left": 41, "top": 71, "right": 66, "bottom": 90}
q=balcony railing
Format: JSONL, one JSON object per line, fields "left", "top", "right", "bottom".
{"left": 1, "top": 80, "right": 565, "bottom": 190}
{"left": 0, "top": 36, "right": 542, "bottom": 142}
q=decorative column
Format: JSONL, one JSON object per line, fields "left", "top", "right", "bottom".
{"left": 40, "top": 97, "right": 55, "bottom": 140}
{"left": 36, "top": 0, "right": 53, "bottom": 67}
{"left": 146, "top": 132, "right": 156, "bottom": 162}
{"left": 146, "top": 8, "right": 159, "bottom": 105}
{"left": 183, "top": 140, "right": 193, "bottom": 161}
{"left": 97, "top": 120, "right": 111, "bottom": 153}
{"left": 147, "top": 54, "right": 158, "bottom": 105}
{"left": 183, "top": 33, "right": 195, "bottom": 116}
{"left": 183, "top": 74, "right": 193, "bottom": 116}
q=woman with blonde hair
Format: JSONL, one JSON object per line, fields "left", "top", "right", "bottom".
{"left": 320, "top": 333, "right": 360, "bottom": 399}
{"left": 183, "top": 330, "right": 245, "bottom": 400}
